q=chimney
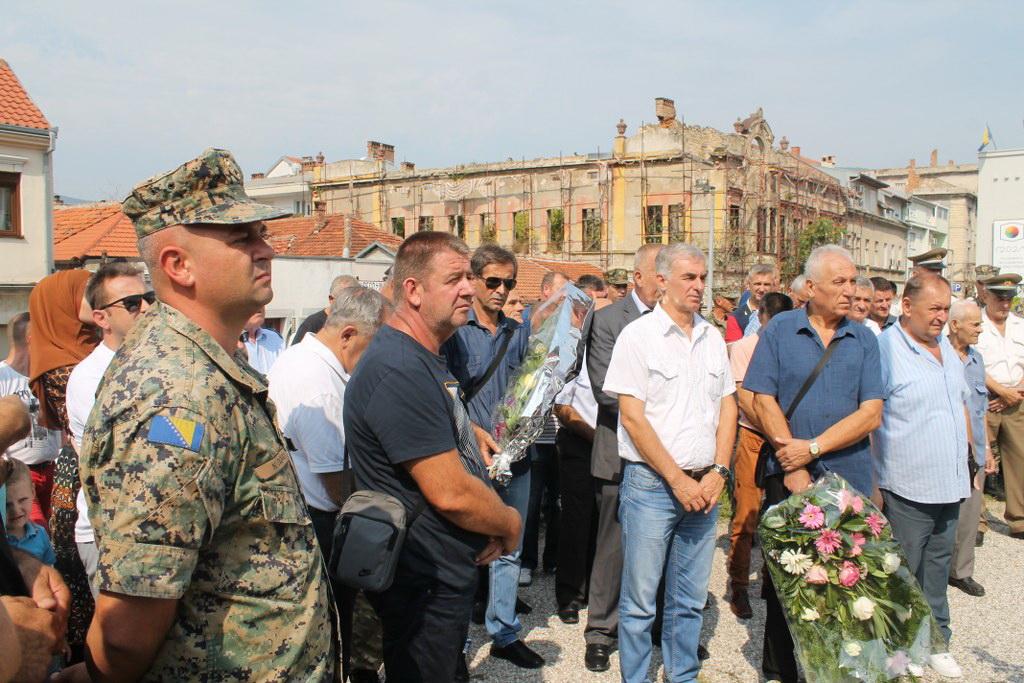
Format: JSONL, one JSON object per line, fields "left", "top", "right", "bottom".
{"left": 792, "top": 146, "right": 801, "bottom": 158}
{"left": 820, "top": 154, "right": 836, "bottom": 167}
{"left": 779, "top": 136, "right": 789, "bottom": 151}
{"left": 367, "top": 141, "right": 395, "bottom": 163}
{"left": 301, "top": 156, "right": 317, "bottom": 172}
{"left": 313, "top": 200, "right": 326, "bottom": 218}
{"left": 655, "top": 98, "right": 676, "bottom": 127}
{"left": 400, "top": 161, "right": 415, "bottom": 172}
{"left": 250, "top": 172, "right": 265, "bottom": 180}
{"left": 948, "top": 159, "right": 955, "bottom": 167}
{"left": 906, "top": 159, "right": 920, "bottom": 194}
{"left": 930, "top": 149, "right": 938, "bottom": 167}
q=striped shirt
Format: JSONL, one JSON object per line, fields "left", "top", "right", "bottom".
{"left": 872, "top": 322, "right": 971, "bottom": 504}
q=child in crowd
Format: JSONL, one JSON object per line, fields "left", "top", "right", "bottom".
{"left": 4, "top": 459, "right": 56, "bottom": 565}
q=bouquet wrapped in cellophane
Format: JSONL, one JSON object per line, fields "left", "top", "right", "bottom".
{"left": 488, "top": 283, "right": 592, "bottom": 485}
{"left": 758, "top": 472, "right": 944, "bottom": 682}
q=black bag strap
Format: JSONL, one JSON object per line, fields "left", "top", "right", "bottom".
{"left": 784, "top": 336, "right": 844, "bottom": 420}
{"left": 463, "top": 328, "right": 514, "bottom": 402}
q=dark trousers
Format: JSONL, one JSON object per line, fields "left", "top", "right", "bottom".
{"left": 555, "top": 428, "right": 598, "bottom": 608}
{"left": 309, "top": 506, "right": 353, "bottom": 680}
{"left": 761, "top": 475, "right": 800, "bottom": 683}
{"left": 369, "top": 572, "right": 476, "bottom": 683}
{"left": 584, "top": 476, "right": 624, "bottom": 646}
{"left": 522, "top": 443, "right": 560, "bottom": 572}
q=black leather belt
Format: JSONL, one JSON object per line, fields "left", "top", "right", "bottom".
{"left": 27, "top": 462, "right": 53, "bottom": 472}
{"left": 682, "top": 466, "right": 712, "bottom": 481}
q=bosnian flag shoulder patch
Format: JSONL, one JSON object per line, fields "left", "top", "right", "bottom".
{"left": 147, "top": 415, "right": 205, "bottom": 452}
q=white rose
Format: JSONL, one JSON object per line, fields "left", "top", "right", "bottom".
{"left": 844, "top": 642, "right": 862, "bottom": 657}
{"left": 800, "top": 607, "right": 820, "bottom": 621}
{"left": 762, "top": 515, "right": 785, "bottom": 529}
{"left": 882, "top": 553, "right": 901, "bottom": 574}
{"left": 852, "top": 596, "right": 876, "bottom": 621}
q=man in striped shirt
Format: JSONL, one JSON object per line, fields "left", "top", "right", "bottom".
{"left": 873, "top": 275, "right": 971, "bottom": 679}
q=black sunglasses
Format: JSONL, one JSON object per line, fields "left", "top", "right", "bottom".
{"left": 483, "top": 277, "right": 517, "bottom": 291}
{"left": 100, "top": 291, "right": 156, "bottom": 314}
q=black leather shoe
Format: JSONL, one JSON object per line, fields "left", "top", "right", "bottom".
{"left": 490, "top": 640, "right": 545, "bottom": 669}
{"left": 976, "top": 531, "right": 985, "bottom": 547}
{"left": 515, "top": 597, "right": 532, "bottom": 615}
{"left": 454, "top": 654, "right": 470, "bottom": 682}
{"left": 556, "top": 604, "right": 579, "bottom": 624}
{"left": 948, "top": 576, "right": 985, "bottom": 597}
{"left": 730, "top": 591, "right": 753, "bottom": 619}
{"left": 698, "top": 643, "right": 710, "bottom": 661}
{"left": 471, "top": 599, "right": 485, "bottom": 625}
{"left": 585, "top": 643, "right": 611, "bottom": 672}
{"left": 1011, "top": 531, "right": 1024, "bottom": 540}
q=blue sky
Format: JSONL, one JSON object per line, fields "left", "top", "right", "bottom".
{"left": 4, "top": 1, "right": 1022, "bottom": 200}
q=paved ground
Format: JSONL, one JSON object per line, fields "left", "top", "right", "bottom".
{"left": 465, "top": 499, "right": 1024, "bottom": 682}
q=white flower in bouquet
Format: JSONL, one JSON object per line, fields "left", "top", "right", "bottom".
{"left": 762, "top": 514, "right": 785, "bottom": 529}
{"left": 780, "top": 549, "right": 813, "bottom": 575}
{"left": 843, "top": 641, "right": 862, "bottom": 657}
{"left": 851, "top": 596, "right": 876, "bottom": 621}
{"left": 894, "top": 605, "right": 912, "bottom": 623}
{"left": 881, "top": 552, "right": 901, "bottom": 574}
{"left": 800, "top": 607, "right": 820, "bottom": 622}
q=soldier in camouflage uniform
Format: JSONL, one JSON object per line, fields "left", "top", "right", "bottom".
{"left": 57, "top": 149, "right": 336, "bottom": 681}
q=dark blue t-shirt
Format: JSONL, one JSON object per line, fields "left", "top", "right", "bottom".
{"left": 345, "top": 325, "right": 490, "bottom": 589}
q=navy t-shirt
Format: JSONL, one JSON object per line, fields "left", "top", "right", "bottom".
{"left": 344, "top": 325, "right": 490, "bottom": 589}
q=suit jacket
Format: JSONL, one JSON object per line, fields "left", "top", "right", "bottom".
{"left": 587, "top": 296, "right": 643, "bottom": 481}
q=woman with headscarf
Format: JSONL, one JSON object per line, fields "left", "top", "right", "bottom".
{"left": 27, "top": 269, "right": 98, "bottom": 662}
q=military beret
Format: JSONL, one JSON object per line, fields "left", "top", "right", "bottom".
{"left": 604, "top": 268, "right": 630, "bottom": 286}
{"left": 908, "top": 247, "right": 948, "bottom": 271}
{"left": 122, "top": 148, "right": 290, "bottom": 238}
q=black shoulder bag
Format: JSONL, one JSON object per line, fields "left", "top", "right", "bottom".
{"left": 754, "top": 337, "right": 843, "bottom": 487}
{"left": 463, "top": 328, "right": 514, "bottom": 403}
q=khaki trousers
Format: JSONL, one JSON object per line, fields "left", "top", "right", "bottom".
{"left": 727, "top": 426, "right": 764, "bottom": 592}
{"left": 988, "top": 404, "right": 1024, "bottom": 534}
{"left": 951, "top": 472, "right": 985, "bottom": 580}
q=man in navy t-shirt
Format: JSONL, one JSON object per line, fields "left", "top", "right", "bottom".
{"left": 344, "top": 232, "right": 522, "bottom": 683}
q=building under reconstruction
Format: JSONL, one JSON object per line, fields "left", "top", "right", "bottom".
{"left": 304, "top": 98, "right": 847, "bottom": 291}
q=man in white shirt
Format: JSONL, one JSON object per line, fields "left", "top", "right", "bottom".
{"left": 241, "top": 306, "right": 284, "bottom": 374}
{"left": 975, "top": 273, "right": 1024, "bottom": 539}
{"left": 267, "top": 285, "right": 390, "bottom": 683}
{"left": 65, "top": 262, "right": 153, "bottom": 593}
{"left": 1, "top": 312, "right": 62, "bottom": 526}
{"left": 604, "top": 243, "right": 738, "bottom": 683}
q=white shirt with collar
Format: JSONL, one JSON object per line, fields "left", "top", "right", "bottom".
{"left": 555, "top": 350, "right": 598, "bottom": 430}
{"left": 630, "top": 289, "right": 652, "bottom": 316}
{"left": 267, "top": 333, "right": 350, "bottom": 512}
{"left": 976, "top": 310, "right": 1024, "bottom": 386}
{"left": 603, "top": 303, "right": 735, "bottom": 469}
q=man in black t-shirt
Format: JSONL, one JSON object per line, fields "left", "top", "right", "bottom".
{"left": 291, "top": 274, "right": 361, "bottom": 344}
{"left": 344, "top": 232, "right": 521, "bottom": 683}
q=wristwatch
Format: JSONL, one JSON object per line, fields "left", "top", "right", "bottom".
{"left": 710, "top": 464, "right": 732, "bottom": 483}
{"left": 809, "top": 441, "right": 821, "bottom": 458}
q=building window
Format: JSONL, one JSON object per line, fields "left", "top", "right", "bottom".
{"left": 582, "top": 208, "right": 601, "bottom": 252}
{"left": 644, "top": 205, "right": 663, "bottom": 244}
{"left": 768, "top": 208, "right": 777, "bottom": 253}
{"left": 778, "top": 214, "right": 787, "bottom": 256}
{"left": 418, "top": 216, "right": 434, "bottom": 232}
{"left": 0, "top": 172, "right": 20, "bottom": 237}
{"left": 756, "top": 208, "right": 768, "bottom": 252}
{"left": 547, "top": 208, "right": 564, "bottom": 252}
{"left": 390, "top": 216, "right": 405, "bottom": 238}
{"left": 479, "top": 213, "right": 496, "bottom": 242}
{"left": 448, "top": 215, "right": 465, "bottom": 239}
{"left": 728, "top": 205, "right": 740, "bottom": 232}
{"left": 513, "top": 210, "right": 530, "bottom": 254}
{"left": 668, "top": 203, "right": 685, "bottom": 242}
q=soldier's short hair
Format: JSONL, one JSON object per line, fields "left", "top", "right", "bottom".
{"left": 391, "top": 232, "right": 471, "bottom": 303}
{"left": 85, "top": 261, "right": 145, "bottom": 309}
{"left": 324, "top": 286, "right": 392, "bottom": 332}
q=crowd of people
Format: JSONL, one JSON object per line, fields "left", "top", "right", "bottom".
{"left": 0, "top": 147, "right": 1020, "bottom": 683}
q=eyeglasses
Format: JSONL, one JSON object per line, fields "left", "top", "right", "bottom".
{"left": 100, "top": 291, "right": 156, "bottom": 314}
{"left": 483, "top": 277, "right": 517, "bottom": 291}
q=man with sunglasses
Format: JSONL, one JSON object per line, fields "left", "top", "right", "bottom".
{"left": 441, "top": 244, "right": 543, "bottom": 673}
{"left": 66, "top": 262, "right": 153, "bottom": 596}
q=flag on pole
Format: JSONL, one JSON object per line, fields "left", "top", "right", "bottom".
{"left": 979, "top": 124, "right": 993, "bottom": 152}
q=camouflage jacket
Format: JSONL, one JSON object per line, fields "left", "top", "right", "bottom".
{"left": 81, "top": 302, "right": 336, "bottom": 681}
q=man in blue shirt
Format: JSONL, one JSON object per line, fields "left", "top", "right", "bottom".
{"left": 873, "top": 275, "right": 970, "bottom": 679}
{"left": 441, "top": 244, "right": 542, "bottom": 672}
{"left": 744, "top": 245, "right": 883, "bottom": 683}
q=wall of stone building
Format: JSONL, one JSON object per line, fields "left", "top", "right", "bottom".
{"left": 944, "top": 196, "right": 975, "bottom": 284}
{"left": 978, "top": 150, "right": 1024, "bottom": 270}
{"left": 846, "top": 213, "right": 909, "bottom": 284}
{"left": 0, "top": 136, "right": 51, "bottom": 288}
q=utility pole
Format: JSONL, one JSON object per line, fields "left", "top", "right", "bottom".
{"left": 696, "top": 179, "right": 715, "bottom": 312}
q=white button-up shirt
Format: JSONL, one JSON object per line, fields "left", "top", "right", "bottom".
{"left": 555, "top": 350, "right": 598, "bottom": 430}
{"left": 976, "top": 310, "right": 1024, "bottom": 386}
{"left": 603, "top": 303, "right": 735, "bottom": 469}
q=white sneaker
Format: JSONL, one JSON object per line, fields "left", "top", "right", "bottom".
{"left": 518, "top": 568, "right": 533, "bottom": 586}
{"left": 928, "top": 652, "right": 963, "bottom": 678}
{"left": 906, "top": 662, "right": 924, "bottom": 676}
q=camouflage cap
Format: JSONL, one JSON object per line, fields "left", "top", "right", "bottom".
{"left": 122, "top": 148, "right": 291, "bottom": 238}
{"left": 974, "top": 264, "right": 1000, "bottom": 280}
{"left": 605, "top": 268, "right": 630, "bottom": 286}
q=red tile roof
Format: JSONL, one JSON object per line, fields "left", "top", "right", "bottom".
{"left": 0, "top": 59, "right": 50, "bottom": 130}
{"left": 264, "top": 214, "right": 403, "bottom": 257}
{"left": 516, "top": 256, "right": 604, "bottom": 302}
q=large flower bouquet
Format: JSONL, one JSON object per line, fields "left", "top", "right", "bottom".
{"left": 758, "top": 472, "right": 943, "bottom": 682}
{"left": 488, "top": 283, "right": 592, "bottom": 484}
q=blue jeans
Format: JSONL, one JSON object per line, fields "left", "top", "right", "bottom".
{"left": 619, "top": 462, "right": 718, "bottom": 683}
{"left": 485, "top": 468, "right": 531, "bottom": 647}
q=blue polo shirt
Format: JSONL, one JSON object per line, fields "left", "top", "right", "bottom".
{"left": 441, "top": 308, "right": 530, "bottom": 432}
{"left": 744, "top": 308, "right": 883, "bottom": 495}
{"left": 962, "top": 345, "right": 988, "bottom": 466}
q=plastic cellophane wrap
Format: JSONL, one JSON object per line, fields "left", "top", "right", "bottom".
{"left": 488, "top": 283, "right": 592, "bottom": 485}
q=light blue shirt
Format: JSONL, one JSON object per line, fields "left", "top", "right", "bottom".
{"left": 743, "top": 313, "right": 761, "bottom": 337}
{"left": 873, "top": 322, "right": 971, "bottom": 504}
{"left": 961, "top": 345, "right": 988, "bottom": 466}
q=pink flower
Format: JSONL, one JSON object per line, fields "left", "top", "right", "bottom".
{"left": 838, "top": 489, "right": 866, "bottom": 514}
{"left": 865, "top": 513, "right": 886, "bottom": 538}
{"left": 804, "top": 564, "right": 829, "bottom": 584}
{"left": 799, "top": 503, "right": 825, "bottom": 529}
{"left": 848, "top": 532, "right": 866, "bottom": 557}
{"left": 838, "top": 561, "right": 861, "bottom": 588}
{"left": 815, "top": 529, "right": 842, "bottom": 555}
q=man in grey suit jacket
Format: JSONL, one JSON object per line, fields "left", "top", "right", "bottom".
{"left": 583, "top": 243, "right": 662, "bottom": 671}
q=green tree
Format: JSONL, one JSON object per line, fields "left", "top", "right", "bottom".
{"left": 513, "top": 210, "right": 531, "bottom": 254}
{"left": 796, "top": 217, "right": 845, "bottom": 275}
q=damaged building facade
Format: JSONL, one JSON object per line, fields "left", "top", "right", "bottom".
{"left": 307, "top": 99, "right": 846, "bottom": 291}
